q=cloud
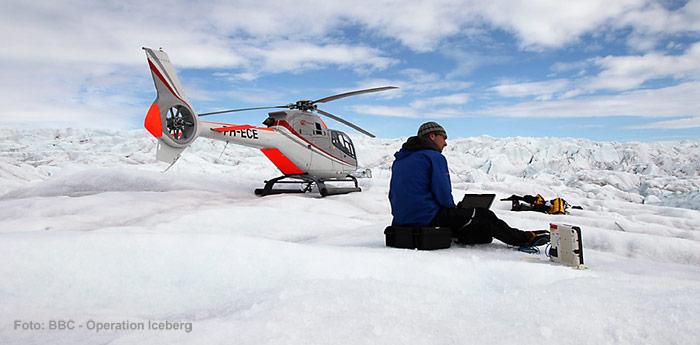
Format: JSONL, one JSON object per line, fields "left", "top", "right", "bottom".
{"left": 349, "top": 71, "right": 472, "bottom": 119}
{"left": 584, "top": 41, "right": 700, "bottom": 91}
{"left": 351, "top": 85, "right": 471, "bottom": 119}
{"left": 0, "top": 2, "right": 245, "bottom": 68}
{"left": 0, "top": 61, "right": 147, "bottom": 128}
{"left": 477, "top": 1, "right": 700, "bottom": 51}
{"left": 476, "top": 0, "right": 644, "bottom": 49}
{"left": 398, "top": 69, "right": 474, "bottom": 93}
{"left": 630, "top": 116, "right": 700, "bottom": 129}
{"left": 354, "top": 81, "right": 700, "bottom": 121}
{"left": 351, "top": 105, "right": 421, "bottom": 118}
{"left": 195, "top": 0, "right": 700, "bottom": 54}
{"left": 479, "top": 81, "right": 700, "bottom": 118}
{"left": 2, "top": 0, "right": 699, "bottom": 131}
{"left": 442, "top": 48, "right": 511, "bottom": 79}
{"left": 5, "top": 1, "right": 696, "bottom": 70}
{"left": 490, "top": 79, "right": 572, "bottom": 100}
{"left": 410, "top": 93, "right": 470, "bottom": 108}
{"left": 354, "top": 69, "right": 473, "bottom": 97}
{"left": 617, "top": 0, "right": 700, "bottom": 50}
{"left": 243, "top": 41, "right": 397, "bottom": 75}
{"left": 351, "top": 39, "right": 700, "bottom": 122}
{"left": 0, "top": 1, "right": 401, "bottom": 127}
{"left": 551, "top": 60, "right": 593, "bottom": 75}
{"left": 496, "top": 42, "right": 700, "bottom": 101}
{"left": 351, "top": 104, "right": 467, "bottom": 119}
{"left": 0, "top": 2, "right": 396, "bottom": 72}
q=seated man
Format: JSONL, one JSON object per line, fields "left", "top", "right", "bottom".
{"left": 388, "top": 121, "right": 549, "bottom": 247}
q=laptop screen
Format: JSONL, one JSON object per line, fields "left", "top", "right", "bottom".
{"left": 460, "top": 194, "right": 496, "bottom": 209}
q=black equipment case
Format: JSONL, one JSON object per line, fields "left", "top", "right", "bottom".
{"left": 384, "top": 226, "right": 452, "bottom": 250}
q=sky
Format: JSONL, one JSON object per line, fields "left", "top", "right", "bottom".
{"left": 1, "top": 0, "right": 699, "bottom": 141}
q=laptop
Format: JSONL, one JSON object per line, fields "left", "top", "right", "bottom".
{"left": 459, "top": 193, "right": 496, "bottom": 209}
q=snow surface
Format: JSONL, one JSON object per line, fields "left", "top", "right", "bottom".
{"left": 1, "top": 128, "right": 699, "bottom": 345}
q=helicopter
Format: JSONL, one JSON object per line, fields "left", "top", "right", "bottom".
{"left": 143, "top": 47, "right": 397, "bottom": 196}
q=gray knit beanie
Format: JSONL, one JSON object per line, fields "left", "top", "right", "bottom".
{"left": 417, "top": 121, "right": 447, "bottom": 138}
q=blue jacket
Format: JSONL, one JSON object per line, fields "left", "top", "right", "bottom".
{"left": 389, "top": 136, "right": 456, "bottom": 226}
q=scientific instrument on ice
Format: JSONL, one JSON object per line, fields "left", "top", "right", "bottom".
{"left": 142, "top": 47, "right": 397, "bottom": 196}
{"left": 548, "top": 223, "right": 586, "bottom": 269}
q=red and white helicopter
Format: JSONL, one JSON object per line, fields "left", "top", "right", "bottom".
{"left": 143, "top": 47, "right": 397, "bottom": 196}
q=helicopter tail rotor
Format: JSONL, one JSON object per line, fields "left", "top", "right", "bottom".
{"left": 143, "top": 47, "right": 200, "bottom": 165}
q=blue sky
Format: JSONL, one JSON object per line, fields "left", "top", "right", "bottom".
{"left": 1, "top": 0, "right": 699, "bottom": 141}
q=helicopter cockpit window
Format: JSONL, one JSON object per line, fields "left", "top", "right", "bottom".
{"left": 314, "top": 122, "right": 323, "bottom": 135}
{"left": 330, "top": 130, "right": 356, "bottom": 159}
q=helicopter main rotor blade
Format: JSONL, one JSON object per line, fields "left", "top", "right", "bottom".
{"left": 312, "top": 86, "right": 398, "bottom": 104}
{"left": 316, "top": 108, "right": 376, "bottom": 138}
{"left": 199, "top": 105, "right": 288, "bottom": 117}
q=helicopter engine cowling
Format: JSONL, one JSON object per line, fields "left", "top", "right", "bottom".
{"left": 143, "top": 47, "right": 199, "bottom": 165}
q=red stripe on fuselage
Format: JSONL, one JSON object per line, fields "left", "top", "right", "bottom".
{"left": 211, "top": 124, "right": 273, "bottom": 132}
{"left": 261, "top": 148, "right": 305, "bottom": 175}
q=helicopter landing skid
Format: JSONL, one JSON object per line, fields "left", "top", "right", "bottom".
{"left": 254, "top": 174, "right": 361, "bottom": 197}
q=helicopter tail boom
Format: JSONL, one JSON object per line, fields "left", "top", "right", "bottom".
{"left": 143, "top": 47, "right": 200, "bottom": 165}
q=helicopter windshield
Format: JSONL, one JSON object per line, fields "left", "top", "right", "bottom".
{"left": 330, "top": 130, "right": 356, "bottom": 159}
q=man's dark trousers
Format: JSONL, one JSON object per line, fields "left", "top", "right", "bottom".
{"left": 432, "top": 207, "right": 530, "bottom": 246}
